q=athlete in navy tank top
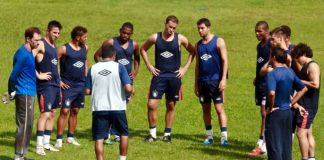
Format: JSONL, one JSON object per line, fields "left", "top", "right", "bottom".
{"left": 113, "top": 37, "right": 134, "bottom": 74}
{"left": 155, "top": 32, "right": 181, "bottom": 77}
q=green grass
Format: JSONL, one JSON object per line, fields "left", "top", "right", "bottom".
{"left": 1, "top": 0, "right": 324, "bottom": 159}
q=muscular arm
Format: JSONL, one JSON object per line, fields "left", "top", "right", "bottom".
{"left": 267, "top": 91, "right": 275, "bottom": 113}
{"left": 93, "top": 39, "right": 113, "bottom": 62}
{"left": 85, "top": 44, "right": 89, "bottom": 77}
{"left": 176, "top": 34, "right": 195, "bottom": 78}
{"left": 140, "top": 34, "right": 159, "bottom": 76}
{"left": 58, "top": 46, "right": 70, "bottom": 89}
{"left": 217, "top": 37, "right": 228, "bottom": 91}
{"left": 302, "top": 63, "right": 320, "bottom": 89}
{"left": 34, "top": 41, "right": 52, "bottom": 80}
{"left": 130, "top": 41, "right": 140, "bottom": 80}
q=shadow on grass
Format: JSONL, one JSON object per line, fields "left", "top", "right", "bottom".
{"left": 0, "top": 155, "right": 12, "bottom": 160}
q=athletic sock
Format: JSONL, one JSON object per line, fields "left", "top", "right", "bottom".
{"left": 220, "top": 127, "right": 227, "bottom": 141}
{"left": 67, "top": 132, "right": 74, "bottom": 138}
{"left": 164, "top": 128, "right": 171, "bottom": 136}
{"left": 308, "top": 157, "right": 315, "bottom": 160}
{"left": 120, "top": 155, "right": 126, "bottom": 160}
{"left": 57, "top": 134, "right": 63, "bottom": 140}
{"left": 205, "top": 125, "right": 213, "bottom": 139}
{"left": 149, "top": 126, "right": 156, "bottom": 138}
{"left": 36, "top": 130, "right": 44, "bottom": 148}
{"left": 44, "top": 130, "right": 52, "bottom": 146}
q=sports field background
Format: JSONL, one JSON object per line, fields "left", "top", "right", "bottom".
{"left": 0, "top": 0, "right": 323, "bottom": 159}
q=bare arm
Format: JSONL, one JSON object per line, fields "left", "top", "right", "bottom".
{"left": 58, "top": 46, "right": 70, "bottom": 89}
{"left": 302, "top": 63, "right": 320, "bottom": 89}
{"left": 291, "top": 87, "right": 308, "bottom": 105}
{"left": 217, "top": 37, "right": 228, "bottom": 91}
{"left": 85, "top": 44, "right": 89, "bottom": 77}
{"left": 267, "top": 91, "right": 276, "bottom": 114}
{"left": 85, "top": 88, "right": 91, "bottom": 95}
{"left": 140, "top": 34, "right": 159, "bottom": 76}
{"left": 124, "top": 84, "right": 133, "bottom": 93}
{"left": 34, "top": 41, "right": 52, "bottom": 80}
{"left": 130, "top": 41, "right": 140, "bottom": 80}
{"left": 94, "top": 39, "right": 113, "bottom": 62}
{"left": 176, "top": 34, "right": 195, "bottom": 78}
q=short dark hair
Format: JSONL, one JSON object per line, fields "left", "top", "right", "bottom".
{"left": 291, "top": 43, "right": 313, "bottom": 58}
{"left": 271, "top": 48, "right": 287, "bottom": 64}
{"left": 255, "top": 21, "right": 269, "bottom": 30}
{"left": 25, "top": 27, "right": 41, "bottom": 40}
{"left": 48, "top": 20, "right": 62, "bottom": 30}
{"left": 197, "top": 18, "right": 211, "bottom": 27}
{"left": 71, "top": 26, "right": 87, "bottom": 39}
{"left": 165, "top": 15, "right": 179, "bottom": 24}
{"left": 280, "top": 25, "right": 291, "bottom": 38}
{"left": 270, "top": 26, "right": 286, "bottom": 38}
{"left": 101, "top": 44, "right": 115, "bottom": 58}
{"left": 121, "top": 22, "right": 134, "bottom": 30}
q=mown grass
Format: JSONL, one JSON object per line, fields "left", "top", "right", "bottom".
{"left": 0, "top": 0, "right": 324, "bottom": 159}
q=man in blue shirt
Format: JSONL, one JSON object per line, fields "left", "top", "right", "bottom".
{"left": 265, "top": 48, "right": 307, "bottom": 160}
{"left": 8, "top": 27, "right": 42, "bottom": 160}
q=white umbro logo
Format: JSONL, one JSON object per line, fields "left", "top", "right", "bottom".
{"left": 160, "top": 51, "right": 173, "bottom": 58}
{"left": 73, "top": 61, "right": 84, "bottom": 68}
{"left": 98, "top": 69, "right": 111, "bottom": 76}
{"left": 118, "top": 59, "right": 130, "bottom": 65}
{"left": 257, "top": 57, "right": 264, "bottom": 63}
{"left": 200, "top": 54, "right": 212, "bottom": 61}
{"left": 51, "top": 58, "right": 58, "bottom": 65}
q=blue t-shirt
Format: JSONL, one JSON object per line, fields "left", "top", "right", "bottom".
{"left": 266, "top": 67, "right": 305, "bottom": 110}
{"left": 8, "top": 44, "right": 36, "bottom": 96}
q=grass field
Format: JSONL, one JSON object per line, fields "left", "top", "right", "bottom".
{"left": 1, "top": 0, "right": 324, "bottom": 159}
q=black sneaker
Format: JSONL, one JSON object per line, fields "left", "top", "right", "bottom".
{"left": 162, "top": 135, "right": 171, "bottom": 142}
{"left": 144, "top": 134, "right": 156, "bottom": 142}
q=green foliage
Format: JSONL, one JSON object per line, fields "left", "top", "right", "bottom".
{"left": 1, "top": 0, "right": 324, "bottom": 159}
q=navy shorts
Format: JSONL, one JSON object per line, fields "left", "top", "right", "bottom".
{"left": 37, "top": 86, "right": 61, "bottom": 112}
{"left": 92, "top": 111, "right": 128, "bottom": 141}
{"left": 61, "top": 86, "right": 85, "bottom": 108}
{"left": 149, "top": 76, "right": 182, "bottom": 101}
{"left": 296, "top": 108, "right": 317, "bottom": 129}
{"left": 198, "top": 80, "right": 223, "bottom": 104}
{"left": 255, "top": 88, "right": 267, "bottom": 106}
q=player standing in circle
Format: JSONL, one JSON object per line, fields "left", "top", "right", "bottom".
{"left": 291, "top": 43, "right": 320, "bottom": 160}
{"left": 248, "top": 21, "right": 270, "bottom": 156}
{"left": 86, "top": 44, "right": 132, "bottom": 160}
{"left": 8, "top": 27, "right": 42, "bottom": 160}
{"left": 194, "top": 18, "right": 229, "bottom": 146}
{"left": 141, "top": 15, "right": 195, "bottom": 142}
{"left": 34, "top": 20, "right": 62, "bottom": 155}
{"left": 55, "top": 26, "right": 88, "bottom": 148}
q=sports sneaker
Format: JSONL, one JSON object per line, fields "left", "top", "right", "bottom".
{"left": 162, "top": 135, "right": 171, "bottom": 142}
{"left": 202, "top": 138, "right": 214, "bottom": 145}
{"left": 114, "top": 136, "right": 120, "bottom": 142}
{"left": 36, "top": 147, "right": 46, "bottom": 156}
{"left": 44, "top": 144, "right": 59, "bottom": 152}
{"left": 104, "top": 138, "right": 113, "bottom": 145}
{"left": 54, "top": 140, "right": 62, "bottom": 148}
{"left": 144, "top": 134, "right": 156, "bottom": 142}
{"left": 220, "top": 139, "right": 228, "bottom": 147}
{"left": 67, "top": 138, "right": 81, "bottom": 146}
{"left": 248, "top": 147, "right": 265, "bottom": 156}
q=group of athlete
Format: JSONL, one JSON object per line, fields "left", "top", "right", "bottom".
{"left": 249, "top": 21, "right": 320, "bottom": 160}
{"left": 7, "top": 15, "right": 319, "bottom": 160}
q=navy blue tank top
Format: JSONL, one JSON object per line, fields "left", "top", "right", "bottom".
{"left": 113, "top": 37, "right": 134, "bottom": 74}
{"left": 155, "top": 32, "right": 181, "bottom": 77}
{"left": 297, "top": 61, "right": 320, "bottom": 111}
{"left": 197, "top": 36, "right": 221, "bottom": 81}
{"left": 255, "top": 39, "right": 271, "bottom": 90}
{"left": 60, "top": 43, "right": 87, "bottom": 86}
{"left": 36, "top": 39, "right": 60, "bottom": 88}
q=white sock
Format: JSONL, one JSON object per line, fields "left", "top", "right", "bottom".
{"left": 308, "top": 157, "right": 315, "bottom": 160}
{"left": 149, "top": 127, "right": 156, "bottom": 138}
{"left": 43, "top": 135, "right": 51, "bottom": 146}
{"left": 37, "top": 136, "right": 44, "bottom": 148}
{"left": 206, "top": 129, "right": 213, "bottom": 139}
{"left": 67, "top": 137, "right": 74, "bottom": 141}
{"left": 120, "top": 155, "right": 126, "bottom": 160}
{"left": 164, "top": 132, "right": 171, "bottom": 136}
{"left": 221, "top": 131, "right": 228, "bottom": 141}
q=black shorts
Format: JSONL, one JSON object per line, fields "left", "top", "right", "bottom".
{"left": 92, "top": 111, "right": 128, "bottom": 141}
{"left": 296, "top": 108, "right": 317, "bottom": 129}
{"left": 37, "top": 86, "right": 61, "bottom": 112}
{"left": 61, "top": 86, "right": 85, "bottom": 108}
{"left": 255, "top": 88, "right": 267, "bottom": 106}
{"left": 149, "top": 76, "right": 182, "bottom": 101}
{"left": 198, "top": 80, "right": 223, "bottom": 104}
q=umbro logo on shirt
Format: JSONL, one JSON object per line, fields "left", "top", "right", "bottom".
{"left": 98, "top": 69, "right": 111, "bottom": 76}
{"left": 73, "top": 61, "right": 84, "bottom": 68}
{"left": 51, "top": 58, "right": 58, "bottom": 65}
{"left": 118, "top": 59, "right": 130, "bottom": 65}
{"left": 160, "top": 51, "right": 173, "bottom": 58}
{"left": 257, "top": 57, "right": 264, "bottom": 63}
{"left": 200, "top": 54, "right": 212, "bottom": 61}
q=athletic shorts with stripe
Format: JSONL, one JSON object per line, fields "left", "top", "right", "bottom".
{"left": 148, "top": 76, "right": 182, "bottom": 101}
{"left": 37, "top": 85, "right": 61, "bottom": 112}
{"left": 198, "top": 80, "right": 223, "bottom": 104}
{"left": 295, "top": 108, "right": 317, "bottom": 129}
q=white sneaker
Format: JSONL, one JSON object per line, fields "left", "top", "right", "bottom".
{"left": 54, "top": 139, "right": 62, "bottom": 148}
{"left": 36, "top": 147, "right": 46, "bottom": 156}
{"left": 44, "top": 144, "right": 59, "bottom": 152}
{"left": 67, "top": 138, "right": 81, "bottom": 146}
